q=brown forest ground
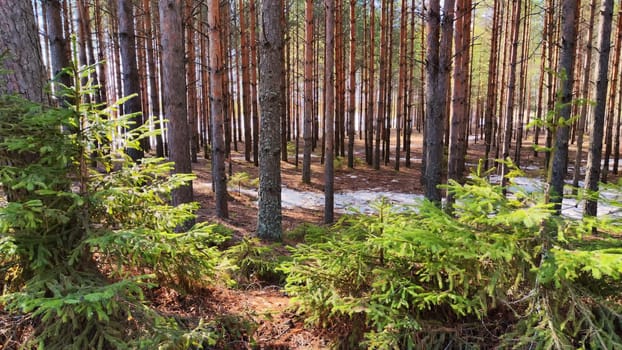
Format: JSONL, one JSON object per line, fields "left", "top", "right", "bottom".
{"left": 170, "top": 129, "right": 621, "bottom": 349}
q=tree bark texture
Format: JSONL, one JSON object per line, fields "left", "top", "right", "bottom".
{"left": 257, "top": 0, "right": 284, "bottom": 239}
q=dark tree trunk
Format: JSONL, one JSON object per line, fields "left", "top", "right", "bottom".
{"left": 118, "top": 0, "right": 144, "bottom": 161}
{"left": 324, "top": 0, "right": 335, "bottom": 223}
{"left": 302, "top": 0, "right": 314, "bottom": 183}
{"left": 159, "top": 0, "right": 194, "bottom": 213}
{"left": 548, "top": 0, "right": 579, "bottom": 213}
{"left": 585, "top": 0, "right": 614, "bottom": 217}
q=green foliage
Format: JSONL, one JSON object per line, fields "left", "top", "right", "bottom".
{"left": 226, "top": 238, "right": 286, "bottom": 286}
{"left": 283, "top": 222, "right": 327, "bottom": 242}
{"left": 281, "top": 169, "right": 622, "bottom": 349}
{"left": 228, "top": 171, "right": 259, "bottom": 194}
{"left": 0, "top": 62, "right": 230, "bottom": 348}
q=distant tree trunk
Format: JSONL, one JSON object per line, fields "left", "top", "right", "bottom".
{"left": 302, "top": 0, "right": 314, "bottom": 183}
{"left": 93, "top": 0, "right": 109, "bottom": 105}
{"left": 383, "top": 0, "right": 395, "bottom": 166}
{"left": 185, "top": 1, "right": 198, "bottom": 163}
{"left": 239, "top": 0, "right": 252, "bottom": 162}
{"left": 514, "top": 0, "right": 530, "bottom": 167}
{"left": 324, "top": 0, "right": 335, "bottom": 223}
{"left": 206, "top": 0, "right": 229, "bottom": 219}
{"left": 585, "top": 0, "right": 614, "bottom": 217}
{"left": 347, "top": 0, "right": 356, "bottom": 169}
{"left": 143, "top": 0, "right": 164, "bottom": 157}
{"left": 533, "top": 0, "right": 551, "bottom": 160}
{"left": 257, "top": 0, "right": 284, "bottom": 239}
{"left": 43, "top": 0, "right": 71, "bottom": 99}
{"left": 374, "top": 0, "right": 389, "bottom": 170}
{"left": 159, "top": 0, "right": 194, "bottom": 213}
{"left": 500, "top": 0, "right": 521, "bottom": 192}
{"left": 484, "top": 0, "right": 501, "bottom": 169}
{"left": 118, "top": 0, "right": 144, "bottom": 161}
{"left": 0, "top": 1, "right": 46, "bottom": 104}
{"left": 394, "top": 0, "right": 408, "bottom": 171}
{"left": 365, "top": 1, "right": 375, "bottom": 166}
{"left": 548, "top": 0, "right": 579, "bottom": 213}
{"left": 601, "top": 5, "right": 622, "bottom": 183}
{"left": 249, "top": 0, "right": 260, "bottom": 166}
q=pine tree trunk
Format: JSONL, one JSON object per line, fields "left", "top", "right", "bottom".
{"left": 548, "top": 0, "right": 579, "bottom": 213}
{"left": 347, "top": 0, "right": 356, "bottom": 169}
{"left": 324, "top": 0, "right": 335, "bottom": 223}
{"left": 601, "top": 5, "right": 622, "bottom": 183}
{"left": 500, "top": 0, "right": 521, "bottom": 192}
{"left": 249, "top": 0, "right": 260, "bottom": 166}
{"left": 0, "top": 1, "right": 46, "bottom": 104}
{"left": 394, "top": 0, "right": 408, "bottom": 171}
{"left": 159, "top": 0, "right": 194, "bottom": 215}
{"left": 302, "top": 0, "right": 314, "bottom": 183}
{"left": 365, "top": 1, "right": 375, "bottom": 166}
{"left": 239, "top": 0, "right": 252, "bottom": 162}
{"left": 185, "top": 1, "right": 198, "bottom": 163}
{"left": 206, "top": 0, "right": 229, "bottom": 219}
{"left": 143, "top": 0, "right": 164, "bottom": 157}
{"left": 584, "top": 0, "right": 614, "bottom": 217}
{"left": 43, "top": 0, "right": 71, "bottom": 100}
{"left": 257, "top": 0, "right": 284, "bottom": 239}
{"left": 118, "top": 0, "right": 144, "bottom": 161}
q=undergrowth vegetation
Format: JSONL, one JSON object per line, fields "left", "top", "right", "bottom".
{"left": 3, "top": 64, "right": 622, "bottom": 349}
{"left": 281, "top": 168, "right": 622, "bottom": 349}
{"left": 0, "top": 63, "right": 232, "bottom": 349}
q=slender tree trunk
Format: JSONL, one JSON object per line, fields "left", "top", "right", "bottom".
{"left": 365, "top": 1, "right": 375, "bottom": 166}
{"left": 500, "top": 0, "right": 521, "bottom": 191}
{"left": 43, "top": 0, "right": 71, "bottom": 100}
{"left": 257, "top": 0, "right": 284, "bottom": 239}
{"left": 143, "top": 0, "right": 164, "bottom": 157}
{"left": 394, "top": 0, "right": 408, "bottom": 171}
{"left": 302, "top": 0, "right": 314, "bottom": 183}
{"left": 585, "top": 0, "right": 614, "bottom": 217}
{"left": 548, "top": 0, "right": 579, "bottom": 213}
{"left": 601, "top": 5, "right": 622, "bottom": 183}
{"left": 239, "top": 0, "right": 252, "bottom": 162}
{"left": 374, "top": 0, "right": 389, "bottom": 170}
{"left": 159, "top": 0, "right": 194, "bottom": 215}
{"left": 347, "top": 0, "right": 356, "bottom": 169}
{"left": 118, "top": 0, "right": 144, "bottom": 161}
{"left": 324, "top": 0, "right": 335, "bottom": 223}
{"left": 249, "top": 0, "right": 260, "bottom": 166}
{"left": 185, "top": 1, "right": 198, "bottom": 162}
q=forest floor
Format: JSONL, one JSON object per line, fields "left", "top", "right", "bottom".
{"left": 163, "top": 130, "right": 615, "bottom": 349}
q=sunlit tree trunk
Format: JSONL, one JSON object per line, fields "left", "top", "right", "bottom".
{"left": 365, "top": 1, "right": 375, "bottom": 166}
{"left": 206, "top": 0, "right": 229, "bottom": 219}
{"left": 43, "top": 0, "right": 71, "bottom": 100}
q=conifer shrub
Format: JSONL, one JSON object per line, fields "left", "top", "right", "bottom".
{"left": 0, "top": 64, "right": 230, "bottom": 349}
{"left": 281, "top": 168, "right": 622, "bottom": 349}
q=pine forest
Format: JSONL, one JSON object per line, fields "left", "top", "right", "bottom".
{"left": 3, "top": 0, "right": 622, "bottom": 348}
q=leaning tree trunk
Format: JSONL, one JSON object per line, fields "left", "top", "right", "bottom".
{"left": 257, "top": 0, "right": 284, "bottom": 239}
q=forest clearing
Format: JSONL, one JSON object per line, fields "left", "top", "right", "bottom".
{"left": 3, "top": 0, "right": 622, "bottom": 349}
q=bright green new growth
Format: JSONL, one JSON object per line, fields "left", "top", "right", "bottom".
{"left": 281, "top": 166, "right": 622, "bottom": 349}
{"left": 0, "top": 62, "right": 230, "bottom": 349}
